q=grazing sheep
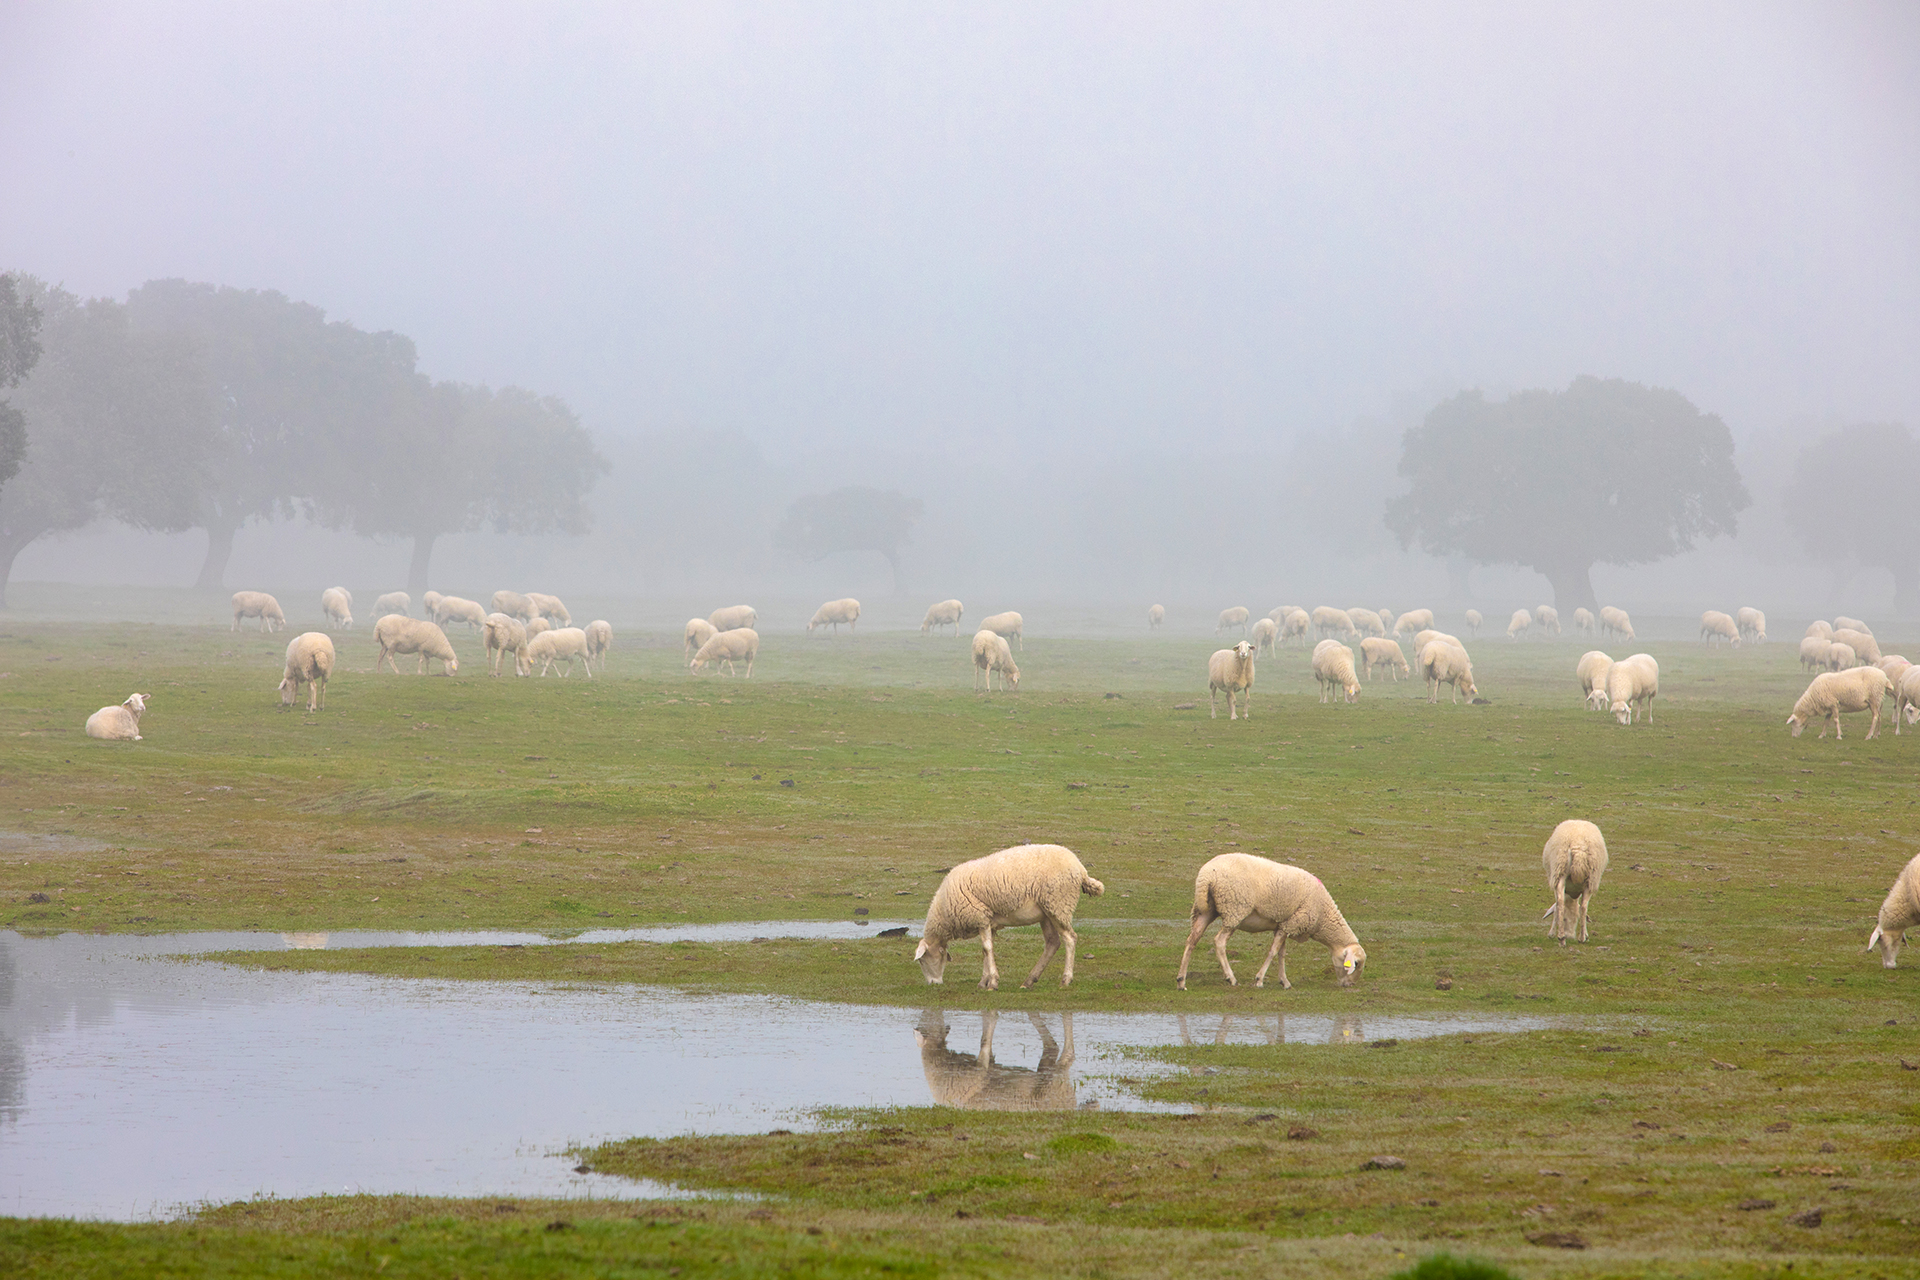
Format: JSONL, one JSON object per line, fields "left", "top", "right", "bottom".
{"left": 1346, "top": 608, "right": 1385, "bottom": 638}
{"left": 320, "top": 587, "right": 353, "bottom": 630}
{"left": 1216, "top": 606, "right": 1251, "bottom": 635}
{"left": 972, "top": 629, "right": 1020, "bottom": 692}
{"left": 421, "top": 590, "right": 443, "bottom": 618}
{"left": 691, "top": 627, "right": 759, "bottom": 678}
{"left": 1360, "top": 636, "right": 1409, "bottom": 682}
{"left": 1866, "top": 852, "right": 1920, "bottom": 968}
{"left": 1393, "top": 608, "right": 1435, "bottom": 639}
{"left": 230, "top": 591, "right": 286, "bottom": 633}
{"left": 1250, "top": 615, "right": 1279, "bottom": 656}
{"left": 1573, "top": 606, "right": 1596, "bottom": 635}
{"left": 1507, "top": 608, "right": 1532, "bottom": 640}
{"left": 1599, "top": 606, "right": 1635, "bottom": 640}
{"left": 980, "top": 611, "right": 1024, "bottom": 650}
{"left": 1787, "top": 666, "right": 1890, "bottom": 739}
{"left": 584, "top": 620, "right": 613, "bottom": 672}
{"left": 1534, "top": 605, "right": 1561, "bottom": 636}
{"left": 490, "top": 590, "right": 537, "bottom": 621}
{"left": 431, "top": 595, "right": 488, "bottom": 631}
{"left": 1833, "top": 628, "right": 1882, "bottom": 665}
{"left": 1208, "top": 640, "right": 1256, "bottom": 719}
{"left": 373, "top": 591, "right": 410, "bottom": 619}
{"left": 1826, "top": 641, "right": 1858, "bottom": 671}
{"left": 709, "top": 604, "right": 758, "bottom": 632}
{"left": 1877, "top": 655, "right": 1910, "bottom": 692}
{"left": 1310, "top": 606, "right": 1354, "bottom": 640}
{"left": 1577, "top": 650, "right": 1614, "bottom": 711}
{"left": 1412, "top": 628, "right": 1462, "bottom": 652}
{"left": 683, "top": 617, "right": 718, "bottom": 661}
{"left": 1895, "top": 666, "right": 1920, "bottom": 735}
{"left": 1805, "top": 620, "right": 1834, "bottom": 641}
{"left": 528, "top": 593, "right": 571, "bottom": 625}
{"left": 1176, "top": 853, "right": 1366, "bottom": 990}
{"left": 1418, "top": 639, "right": 1477, "bottom": 704}
{"left": 1312, "top": 639, "right": 1360, "bottom": 704}
{"left": 808, "top": 597, "right": 861, "bottom": 634}
{"left": 1835, "top": 615, "right": 1871, "bottom": 636}
{"left": 278, "top": 632, "right": 335, "bottom": 711}
{"left": 1605, "top": 653, "right": 1659, "bottom": 725}
{"left": 524, "top": 616, "right": 553, "bottom": 639}
{"left": 483, "top": 612, "right": 530, "bottom": 677}
{"left": 84, "top": 692, "right": 149, "bottom": 741}
{"left": 1737, "top": 607, "right": 1767, "bottom": 644}
{"left": 1278, "top": 607, "right": 1310, "bottom": 647}
{"left": 1464, "top": 608, "right": 1483, "bottom": 636}
{"left": 1541, "top": 819, "right": 1608, "bottom": 944}
{"left": 1147, "top": 603, "right": 1165, "bottom": 629}
{"left": 922, "top": 599, "right": 966, "bottom": 636}
{"left": 915, "top": 843, "right": 1104, "bottom": 990}
{"left": 1376, "top": 609, "right": 1397, "bottom": 634}
{"left": 373, "top": 615, "right": 459, "bottom": 675}
{"left": 1700, "top": 610, "right": 1742, "bottom": 649}
{"left": 528, "top": 626, "right": 592, "bottom": 677}
{"left": 1800, "top": 636, "right": 1834, "bottom": 672}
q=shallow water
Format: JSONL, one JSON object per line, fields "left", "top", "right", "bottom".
{"left": 0, "top": 928, "right": 1561, "bottom": 1220}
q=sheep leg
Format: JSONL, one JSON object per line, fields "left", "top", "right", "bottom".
{"left": 978, "top": 1010, "right": 997, "bottom": 1066}
{"left": 1024, "top": 918, "right": 1063, "bottom": 988}
{"left": 979, "top": 926, "right": 999, "bottom": 991}
{"left": 1577, "top": 891, "right": 1592, "bottom": 942}
{"left": 1212, "top": 925, "right": 1239, "bottom": 986}
{"left": 1867, "top": 697, "right": 1882, "bottom": 740}
{"left": 1176, "top": 911, "right": 1215, "bottom": 989}
{"left": 1252, "top": 933, "right": 1290, "bottom": 989}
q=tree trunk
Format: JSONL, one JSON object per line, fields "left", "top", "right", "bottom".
{"left": 1538, "top": 561, "right": 1599, "bottom": 614}
{"left": 194, "top": 518, "right": 240, "bottom": 590}
{"left": 881, "top": 546, "right": 905, "bottom": 596}
{"left": 406, "top": 532, "right": 437, "bottom": 600}
{"left": 0, "top": 527, "right": 48, "bottom": 610}
{"left": 1445, "top": 555, "right": 1474, "bottom": 602}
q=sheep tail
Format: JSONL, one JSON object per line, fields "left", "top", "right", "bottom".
{"left": 1082, "top": 875, "right": 1105, "bottom": 897}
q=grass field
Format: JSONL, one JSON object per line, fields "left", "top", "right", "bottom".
{"left": 3, "top": 609, "right": 1916, "bottom": 1277}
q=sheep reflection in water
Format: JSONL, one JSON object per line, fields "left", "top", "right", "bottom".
{"left": 1174, "top": 1014, "right": 1367, "bottom": 1046}
{"left": 280, "top": 933, "right": 329, "bottom": 950}
{"left": 915, "top": 1010, "right": 1078, "bottom": 1110}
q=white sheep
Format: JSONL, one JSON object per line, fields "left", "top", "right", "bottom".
{"left": 808, "top": 597, "right": 861, "bottom": 634}
{"left": 1833, "top": 628, "right": 1882, "bottom": 664}
{"left": 373, "top": 591, "right": 411, "bottom": 619}
{"left": 1541, "top": 819, "right": 1608, "bottom": 944}
{"left": 915, "top": 843, "right": 1104, "bottom": 989}
{"left": 84, "top": 692, "right": 150, "bottom": 741}
{"left": 1346, "top": 608, "right": 1385, "bottom": 639}
{"left": 1805, "top": 620, "right": 1834, "bottom": 641}
{"left": 1464, "top": 608, "right": 1483, "bottom": 636}
{"left": 1392, "top": 608, "right": 1435, "bottom": 639}
{"left": 373, "top": 615, "right": 459, "bottom": 675}
{"left": 1249, "top": 615, "right": 1279, "bottom": 656}
{"left": 320, "top": 587, "right": 353, "bottom": 630}
{"left": 584, "top": 620, "right": 612, "bottom": 673}
{"left": 1699, "top": 610, "right": 1741, "bottom": 649}
{"left": 1507, "top": 608, "right": 1532, "bottom": 640}
{"left": 1376, "top": 608, "right": 1397, "bottom": 634}
{"left": 1866, "top": 852, "right": 1920, "bottom": 968}
{"left": 491, "top": 590, "right": 537, "bottom": 621}
{"left": 1360, "top": 636, "right": 1409, "bottom": 682}
{"left": 1835, "top": 615, "right": 1871, "bottom": 635}
{"left": 980, "top": 611, "right": 1024, "bottom": 650}
{"left": 1573, "top": 606, "right": 1596, "bottom": 635}
{"left": 528, "top": 593, "right": 571, "bottom": 625}
{"left": 1147, "top": 603, "right": 1165, "bottom": 629}
{"left": 1737, "top": 607, "right": 1767, "bottom": 644}
{"left": 709, "top": 604, "right": 758, "bottom": 632}
{"left": 524, "top": 617, "right": 553, "bottom": 639}
{"left": 1876, "top": 655, "right": 1910, "bottom": 692}
{"left": 1412, "top": 628, "right": 1463, "bottom": 652}
{"left": 1279, "top": 607, "right": 1310, "bottom": 647}
{"left": 278, "top": 632, "right": 335, "bottom": 711}
{"left": 1787, "top": 666, "right": 1890, "bottom": 739}
{"left": 483, "top": 612, "right": 530, "bottom": 677}
{"left": 1599, "top": 606, "right": 1635, "bottom": 640}
{"left": 1605, "top": 653, "right": 1659, "bottom": 725}
{"left": 691, "top": 627, "right": 759, "bottom": 678}
{"left": 1895, "top": 666, "right": 1920, "bottom": 735}
{"left": 1576, "top": 650, "right": 1614, "bottom": 711}
{"left": 1175, "top": 853, "right": 1366, "bottom": 990}
{"left": 421, "top": 590, "right": 443, "bottom": 618}
{"left": 1418, "top": 639, "right": 1476, "bottom": 704}
{"left": 922, "top": 599, "right": 965, "bottom": 636}
{"left": 1826, "top": 641, "right": 1857, "bottom": 671}
{"left": 1310, "top": 606, "right": 1354, "bottom": 640}
{"left": 432, "top": 595, "right": 488, "bottom": 631}
{"left": 1312, "top": 639, "right": 1360, "bottom": 704}
{"left": 1208, "top": 640, "right": 1256, "bottom": 719}
{"left": 972, "top": 629, "right": 1020, "bottom": 692}
{"left": 529, "top": 626, "right": 592, "bottom": 677}
{"left": 231, "top": 591, "right": 286, "bottom": 633}
{"left": 1799, "top": 636, "right": 1834, "bottom": 672}
{"left": 683, "top": 617, "right": 718, "bottom": 661}
{"left": 1534, "top": 604, "right": 1561, "bottom": 636}
{"left": 1216, "top": 606, "right": 1251, "bottom": 634}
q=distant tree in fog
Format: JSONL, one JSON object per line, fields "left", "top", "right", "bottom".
{"left": 0, "top": 279, "right": 216, "bottom": 607}
{"left": 1784, "top": 423, "right": 1920, "bottom": 615}
{"left": 0, "top": 273, "right": 43, "bottom": 494}
{"left": 1385, "top": 376, "right": 1747, "bottom": 612}
{"left": 774, "top": 486, "right": 924, "bottom": 593}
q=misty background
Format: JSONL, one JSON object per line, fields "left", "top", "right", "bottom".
{"left": 2, "top": 2, "right": 1917, "bottom": 620}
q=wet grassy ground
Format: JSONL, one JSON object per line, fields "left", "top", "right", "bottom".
{"left": 3, "top": 612, "right": 1917, "bottom": 1275}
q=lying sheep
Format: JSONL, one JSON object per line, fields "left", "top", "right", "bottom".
{"left": 491, "top": 590, "right": 537, "bottom": 622}
{"left": 1867, "top": 852, "right": 1920, "bottom": 968}
{"left": 1176, "top": 853, "right": 1366, "bottom": 990}
{"left": 709, "top": 604, "right": 758, "bottom": 633}
{"left": 1507, "top": 608, "right": 1532, "bottom": 640}
{"left": 483, "top": 612, "right": 530, "bottom": 677}
{"left": 528, "top": 626, "right": 592, "bottom": 677}
{"left": 231, "top": 591, "right": 286, "bottom": 633}
{"left": 1312, "top": 639, "right": 1360, "bottom": 704}
{"left": 373, "top": 591, "right": 410, "bottom": 619}
{"left": 1418, "top": 639, "right": 1476, "bottom": 704}
{"left": 373, "top": 615, "right": 459, "bottom": 675}
{"left": 1279, "top": 608, "right": 1310, "bottom": 647}
{"left": 1541, "top": 819, "right": 1608, "bottom": 944}
{"left": 973, "top": 629, "right": 1020, "bottom": 692}
{"left": 1360, "top": 636, "right": 1409, "bottom": 682}
{"left": 1896, "top": 666, "right": 1920, "bottom": 735}
{"left": 1833, "top": 628, "right": 1882, "bottom": 665}
{"left": 1700, "top": 610, "right": 1741, "bottom": 648}
{"left": 683, "top": 617, "right": 718, "bottom": 661}
{"left": 915, "top": 843, "right": 1104, "bottom": 989}
{"left": 808, "top": 597, "right": 861, "bottom": 634}
{"left": 980, "top": 611, "right": 1024, "bottom": 650}
{"left": 1805, "top": 619, "right": 1834, "bottom": 641}
{"left": 1835, "top": 615, "right": 1871, "bottom": 636}
{"left": 1534, "top": 605, "right": 1560, "bottom": 636}
{"left": 1147, "top": 603, "right": 1165, "bottom": 629}
{"left": 1737, "top": 607, "right": 1767, "bottom": 644}
{"left": 1464, "top": 608, "right": 1483, "bottom": 636}
{"left": 1599, "top": 606, "right": 1635, "bottom": 640}
{"left": 320, "top": 587, "right": 353, "bottom": 630}
{"left": 278, "top": 632, "right": 335, "bottom": 711}
{"left": 1787, "top": 665, "right": 1890, "bottom": 739}
{"left": 432, "top": 595, "right": 488, "bottom": 631}
{"left": 1606, "top": 653, "right": 1659, "bottom": 725}
{"left": 1393, "top": 608, "right": 1435, "bottom": 639}
{"left": 1216, "top": 606, "right": 1251, "bottom": 635}
{"left": 691, "top": 627, "right": 759, "bottom": 678}
{"left": 923, "top": 599, "right": 965, "bottom": 636}
{"left": 84, "top": 692, "right": 150, "bottom": 741}
{"left": 1250, "top": 616, "right": 1279, "bottom": 656}
{"left": 1827, "top": 642, "right": 1858, "bottom": 671}
{"left": 584, "top": 620, "right": 612, "bottom": 673}
{"left": 1346, "top": 608, "right": 1385, "bottom": 638}
{"left": 528, "top": 593, "right": 571, "bottom": 625}
{"left": 524, "top": 617, "right": 553, "bottom": 639}
{"left": 1800, "top": 636, "right": 1834, "bottom": 672}
{"left": 1573, "top": 606, "right": 1596, "bottom": 635}
{"left": 1577, "top": 650, "right": 1614, "bottom": 711}
{"left": 1310, "top": 606, "right": 1354, "bottom": 640}
{"left": 1208, "top": 640, "right": 1256, "bottom": 719}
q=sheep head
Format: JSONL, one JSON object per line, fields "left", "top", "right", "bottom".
{"left": 124, "top": 692, "right": 149, "bottom": 714}
{"left": 1003, "top": 662, "right": 1020, "bottom": 691}
{"left": 1906, "top": 703, "right": 1920, "bottom": 726}
{"left": 1787, "top": 712, "right": 1806, "bottom": 737}
{"left": 441, "top": 656, "right": 459, "bottom": 676}
{"left": 1614, "top": 700, "right": 1634, "bottom": 726}
{"left": 278, "top": 676, "right": 297, "bottom": 706}
{"left": 914, "top": 937, "right": 949, "bottom": 984}
{"left": 1867, "top": 926, "right": 1904, "bottom": 969}
{"left": 1232, "top": 641, "right": 1254, "bottom": 664}
{"left": 1334, "top": 943, "right": 1367, "bottom": 986}
{"left": 1584, "top": 687, "right": 1608, "bottom": 712}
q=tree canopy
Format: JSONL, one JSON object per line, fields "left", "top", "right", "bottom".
{"left": 774, "top": 486, "right": 924, "bottom": 593}
{"left": 1384, "top": 376, "right": 1749, "bottom": 610}
{"left": 1783, "top": 422, "right": 1920, "bottom": 614}
{"left": 0, "top": 273, "right": 43, "bottom": 494}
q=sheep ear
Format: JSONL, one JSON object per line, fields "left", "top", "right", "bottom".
{"left": 914, "top": 939, "right": 928, "bottom": 960}
{"left": 1867, "top": 927, "right": 1883, "bottom": 951}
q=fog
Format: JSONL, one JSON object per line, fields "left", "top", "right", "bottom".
{"left": 3, "top": 3, "right": 1917, "bottom": 616}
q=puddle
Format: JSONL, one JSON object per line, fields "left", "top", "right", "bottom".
{"left": 27, "top": 920, "right": 924, "bottom": 957}
{"left": 0, "top": 929, "right": 1564, "bottom": 1220}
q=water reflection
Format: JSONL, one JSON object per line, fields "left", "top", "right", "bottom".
{"left": 915, "top": 1010, "right": 1080, "bottom": 1111}
{"left": 1173, "top": 1013, "right": 1370, "bottom": 1046}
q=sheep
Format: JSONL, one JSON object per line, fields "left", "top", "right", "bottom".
{"left": 1534, "top": 604, "right": 1561, "bottom": 636}
{"left": 1833, "top": 628, "right": 1882, "bottom": 665}
{"left": 1278, "top": 607, "right": 1310, "bottom": 647}
{"left": 1700, "top": 610, "right": 1741, "bottom": 649}
{"left": 1208, "top": 640, "right": 1256, "bottom": 719}
{"left": 1877, "top": 654, "right": 1910, "bottom": 692}
{"left": 1269, "top": 605, "right": 1302, "bottom": 625}
{"left": 524, "top": 617, "right": 553, "bottom": 639}
{"left": 1346, "top": 607, "right": 1385, "bottom": 638}
{"left": 528, "top": 593, "right": 571, "bottom": 625}
{"left": 421, "top": 590, "right": 443, "bottom": 618}
{"left": 1826, "top": 641, "right": 1858, "bottom": 671}
{"left": 980, "top": 611, "right": 1024, "bottom": 649}
{"left": 84, "top": 692, "right": 150, "bottom": 741}
{"left": 683, "top": 617, "right": 718, "bottom": 661}
{"left": 1573, "top": 606, "right": 1596, "bottom": 635}
{"left": 491, "top": 590, "right": 537, "bottom": 621}
{"left": 1392, "top": 608, "right": 1435, "bottom": 639}
{"left": 1418, "top": 639, "right": 1476, "bottom": 704}
{"left": 1175, "top": 853, "right": 1366, "bottom": 990}
{"left": 373, "top": 591, "right": 411, "bottom": 619}
{"left": 1787, "top": 665, "right": 1890, "bottom": 739}
{"left": 1577, "top": 650, "right": 1614, "bottom": 711}
{"left": 1507, "top": 608, "right": 1532, "bottom": 640}
{"left": 1895, "top": 666, "right": 1920, "bottom": 735}
{"left": 1249, "top": 615, "right": 1279, "bottom": 656}
{"left": 1360, "top": 636, "right": 1409, "bottom": 682}
{"left": 1216, "top": 606, "right": 1251, "bottom": 635}
{"left": 373, "top": 615, "right": 459, "bottom": 675}
{"left": 584, "top": 619, "right": 612, "bottom": 668}
{"left": 1541, "top": 819, "right": 1608, "bottom": 944}
{"left": 431, "top": 595, "right": 488, "bottom": 631}
{"left": 1310, "top": 606, "right": 1354, "bottom": 640}
{"left": 483, "top": 612, "right": 530, "bottom": 677}
{"left": 1805, "top": 620, "right": 1834, "bottom": 641}
{"left": 320, "top": 587, "right": 353, "bottom": 630}
{"left": 691, "top": 627, "right": 759, "bottom": 678}
{"left": 1599, "top": 606, "right": 1635, "bottom": 640}
{"left": 1799, "top": 636, "right": 1834, "bottom": 672}
{"left": 528, "top": 626, "right": 593, "bottom": 677}
{"left": 1605, "top": 653, "right": 1659, "bottom": 725}
{"left": 915, "top": 1009, "right": 1077, "bottom": 1110}
{"left": 972, "top": 629, "right": 1020, "bottom": 692}
{"left": 1464, "top": 608, "right": 1483, "bottom": 636}
{"left": 278, "top": 632, "right": 335, "bottom": 711}
{"left": 1376, "top": 608, "right": 1397, "bottom": 634}
{"left": 1312, "top": 639, "right": 1360, "bottom": 704}
{"left": 1866, "top": 852, "right": 1920, "bottom": 968}
{"left": 808, "top": 597, "right": 861, "bottom": 634}
{"left": 709, "top": 604, "right": 758, "bottom": 632}
{"left": 230, "top": 591, "right": 286, "bottom": 633}
{"left": 1147, "top": 603, "right": 1165, "bottom": 629}
{"left": 922, "top": 599, "right": 965, "bottom": 635}
{"left": 914, "top": 843, "right": 1104, "bottom": 990}
{"left": 1737, "top": 607, "right": 1767, "bottom": 644}
{"left": 1412, "top": 628, "right": 1462, "bottom": 652}
{"left": 1835, "top": 615, "right": 1871, "bottom": 635}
